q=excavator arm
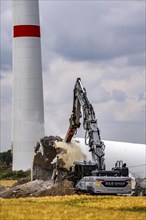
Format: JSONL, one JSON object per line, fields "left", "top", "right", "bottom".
{"left": 65, "top": 78, "right": 105, "bottom": 170}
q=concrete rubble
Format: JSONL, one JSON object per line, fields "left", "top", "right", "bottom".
{"left": 33, "top": 136, "right": 67, "bottom": 180}
{"left": 0, "top": 179, "right": 75, "bottom": 198}
{"left": 33, "top": 135, "right": 86, "bottom": 181}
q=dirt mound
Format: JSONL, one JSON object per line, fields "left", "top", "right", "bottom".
{"left": 0, "top": 180, "right": 75, "bottom": 198}
{"left": 38, "top": 180, "right": 75, "bottom": 197}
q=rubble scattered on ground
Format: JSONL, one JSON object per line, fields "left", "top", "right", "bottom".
{"left": 0, "top": 179, "right": 75, "bottom": 198}
{"left": 38, "top": 180, "right": 75, "bottom": 197}
{"left": 0, "top": 185, "right": 7, "bottom": 192}
{"left": 132, "top": 178, "right": 146, "bottom": 196}
{"left": 13, "top": 178, "right": 31, "bottom": 186}
{"left": 0, "top": 177, "right": 145, "bottom": 198}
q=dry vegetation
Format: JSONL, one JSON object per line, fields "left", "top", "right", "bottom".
{"left": 0, "top": 180, "right": 17, "bottom": 187}
{"left": 0, "top": 195, "right": 146, "bottom": 220}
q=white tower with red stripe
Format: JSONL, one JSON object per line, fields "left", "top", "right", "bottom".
{"left": 12, "top": 0, "right": 44, "bottom": 170}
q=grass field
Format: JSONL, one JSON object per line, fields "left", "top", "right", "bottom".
{"left": 0, "top": 195, "right": 146, "bottom": 220}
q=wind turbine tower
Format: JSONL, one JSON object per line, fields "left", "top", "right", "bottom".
{"left": 12, "top": 0, "right": 44, "bottom": 170}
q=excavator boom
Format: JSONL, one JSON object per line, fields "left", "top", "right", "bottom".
{"left": 65, "top": 78, "right": 105, "bottom": 170}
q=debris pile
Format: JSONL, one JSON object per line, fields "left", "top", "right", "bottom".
{"left": 38, "top": 180, "right": 75, "bottom": 197}
{"left": 33, "top": 136, "right": 62, "bottom": 180}
{"left": 0, "top": 185, "right": 6, "bottom": 193}
{"left": 0, "top": 179, "right": 75, "bottom": 198}
{"left": 0, "top": 135, "right": 86, "bottom": 198}
{"left": 33, "top": 135, "right": 86, "bottom": 180}
{"left": 132, "top": 178, "right": 146, "bottom": 196}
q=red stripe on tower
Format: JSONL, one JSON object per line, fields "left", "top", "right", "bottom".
{"left": 14, "top": 25, "right": 41, "bottom": 38}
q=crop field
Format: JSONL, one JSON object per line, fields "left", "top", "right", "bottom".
{"left": 0, "top": 195, "right": 146, "bottom": 220}
{"left": 0, "top": 180, "right": 17, "bottom": 187}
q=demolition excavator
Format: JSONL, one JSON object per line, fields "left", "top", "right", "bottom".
{"left": 64, "top": 78, "right": 132, "bottom": 194}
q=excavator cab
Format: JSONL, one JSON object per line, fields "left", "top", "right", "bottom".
{"left": 112, "top": 160, "right": 129, "bottom": 177}
{"left": 71, "top": 161, "right": 97, "bottom": 184}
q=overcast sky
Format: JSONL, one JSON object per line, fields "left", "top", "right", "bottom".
{"left": 0, "top": 0, "right": 145, "bottom": 152}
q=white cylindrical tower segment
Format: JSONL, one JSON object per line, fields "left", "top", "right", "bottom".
{"left": 12, "top": 0, "right": 44, "bottom": 170}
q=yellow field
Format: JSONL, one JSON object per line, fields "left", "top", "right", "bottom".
{"left": 0, "top": 180, "right": 17, "bottom": 187}
{"left": 0, "top": 195, "right": 146, "bottom": 220}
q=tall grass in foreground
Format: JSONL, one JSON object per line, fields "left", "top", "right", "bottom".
{"left": 0, "top": 195, "right": 146, "bottom": 220}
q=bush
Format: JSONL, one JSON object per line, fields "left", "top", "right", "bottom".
{"left": 0, "top": 150, "right": 31, "bottom": 180}
{"left": 0, "top": 169, "right": 31, "bottom": 180}
{"left": 16, "top": 170, "right": 29, "bottom": 178}
{"left": 0, "top": 150, "right": 12, "bottom": 167}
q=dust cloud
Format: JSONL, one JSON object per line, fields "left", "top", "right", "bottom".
{"left": 54, "top": 139, "right": 87, "bottom": 169}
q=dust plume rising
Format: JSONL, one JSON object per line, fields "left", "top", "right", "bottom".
{"left": 54, "top": 139, "right": 87, "bottom": 169}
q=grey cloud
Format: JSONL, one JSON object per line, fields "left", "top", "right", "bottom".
{"left": 1, "top": 74, "right": 12, "bottom": 106}
{"left": 1, "top": 120, "right": 12, "bottom": 152}
{"left": 100, "top": 121, "right": 145, "bottom": 144}
{"left": 127, "top": 53, "right": 145, "bottom": 67}
{"left": 40, "top": 1, "right": 145, "bottom": 63}
{"left": 138, "top": 92, "right": 145, "bottom": 101}
{"left": 0, "top": 2, "right": 12, "bottom": 71}
{"left": 1, "top": 47, "right": 12, "bottom": 72}
{"left": 91, "top": 86, "right": 111, "bottom": 103}
{"left": 112, "top": 89, "right": 126, "bottom": 102}
{"left": 1, "top": 85, "right": 12, "bottom": 105}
